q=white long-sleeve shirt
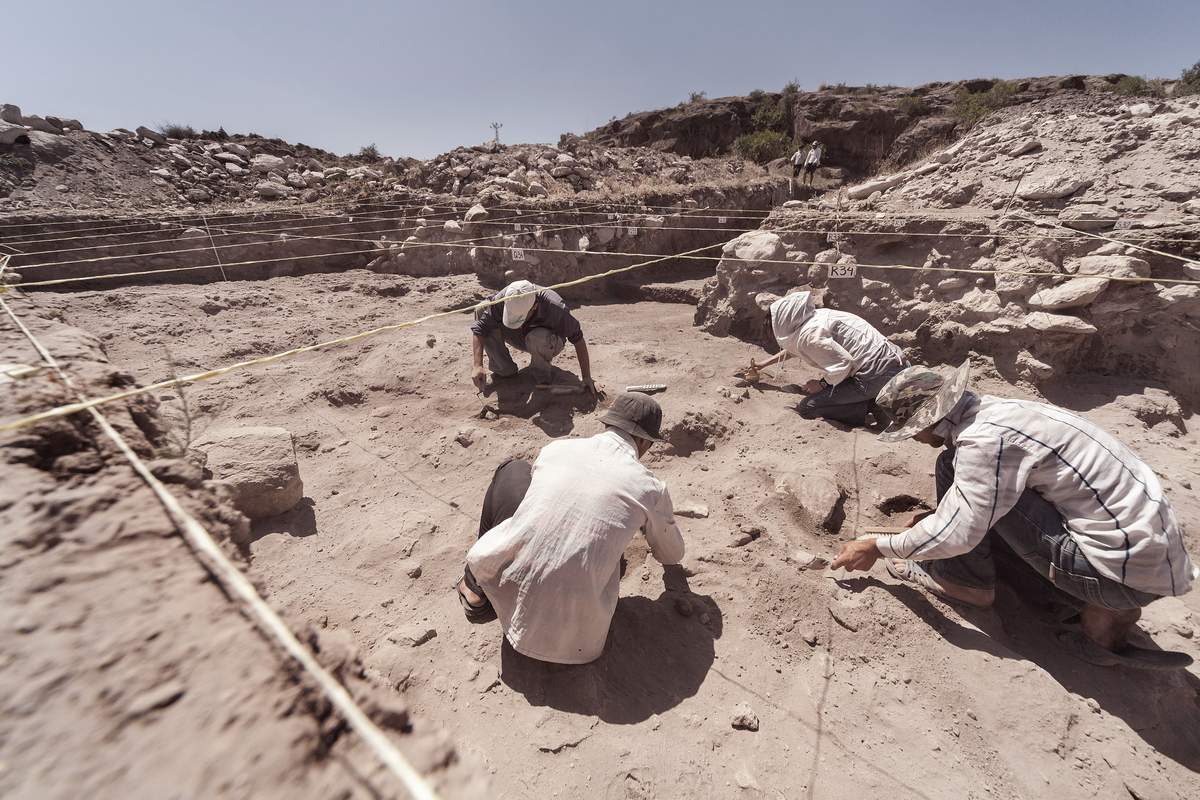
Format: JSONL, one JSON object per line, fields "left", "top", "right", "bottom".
{"left": 788, "top": 308, "right": 906, "bottom": 387}
{"left": 875, "top": 395, "right": 1197, "bottom": 597}
{"left": 465, "top": 429, "right": 685, "bottom": 663}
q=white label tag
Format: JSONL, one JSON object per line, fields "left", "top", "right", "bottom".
{"left": 718, "top": 216, "right": 727, "bottom": 224}
{"left": 628, "top": 226, "right": 638, "bottom": 236}
{"left": 829, "top": 262, "right": 858, "bottom": 279}
{"left": 514, "top": 223, "right": 523, "bottom": 232}
{"left": 512, "top": 248, "right": 525, "bottom": 262}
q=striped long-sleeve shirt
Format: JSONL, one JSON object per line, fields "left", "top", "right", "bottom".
{"left": 874, "top": 394, "right": 1197, "bottom": 598}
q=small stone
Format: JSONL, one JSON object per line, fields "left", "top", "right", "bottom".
{"left": 1086, "top": 698, "right": 1101, "bottom": 714}
{"left": 454, "top": 427, "right": 476, "bottom": 447}
{"left": 388, "top": 625, "right": 437, "bottom": 647}
{"left": 699, "top": 612, "right": 712, "bottom": 625}
{"left": 730, "top": 524, "right": 763, "bottom": 548}
{"left": 425, "top": 336, "right": 436, "bottom": 348}
{"left": 406, "top": 564, "right": 423, "bottom": 579}
{"left": 791, "top": 549, "right": 830, "bottom": 571}
{"left": 674, "top": 597, "right": 693, "bottom": 617}
{"left": 731, "top": 702, "right": 759, "bottom": 731}
{"left": 127, "top": 680, "right": 186, "bottom": 717}
{"left": 675, "top": 502, "right": 709, "bottom": 519}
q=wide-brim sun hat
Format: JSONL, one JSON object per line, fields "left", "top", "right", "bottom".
{"left": 600, "top": 391, "right": 665, "bottom": 443}
{"left": 501, "top": 280, "right": 538, "bottom": 328}
{"left": 875, "top": 359, "right": 971, "bottom": 443}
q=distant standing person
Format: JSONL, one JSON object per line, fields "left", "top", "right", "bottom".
{"left": 803, "top": 140, "right": 823, "bottom": 186}
{"left": 789, "top": 142, "right": 808, "bottom": 185}
{"left": 751, "top": 290, "right": 909, "bottom": 426}
{"left": 469, "top": 279, "right": 601, "bottom": 396}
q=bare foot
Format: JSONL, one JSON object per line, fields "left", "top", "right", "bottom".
{"left": 1079, "top": 605, "right": 1141, "bottom": 651}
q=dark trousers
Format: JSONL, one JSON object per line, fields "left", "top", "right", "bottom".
{"left": 462, "top": 458, "right": 533, "bottom": 598}
{"left": 925, "top": 449, "right": 1159, "bottom": 611}
{"left": 799, "top": 359, "right": 908, "bottom": 426}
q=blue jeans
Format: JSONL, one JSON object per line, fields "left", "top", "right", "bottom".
{"left": 924, "top": 448, "right": 1159, "bottom": 611}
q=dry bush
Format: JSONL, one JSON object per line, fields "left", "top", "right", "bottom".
{"left": 1112, "top": 75, "right": 1166, "bottom": 98}
{"left": 159, "top": 122, "right": 196, "bottom": 139}
{"left": 953, "top": 80, "right": 1018, "bottom": 126}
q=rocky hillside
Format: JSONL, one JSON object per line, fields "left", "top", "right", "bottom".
{"left": 584, "top": 74, "right": 1178, "bottom": 179}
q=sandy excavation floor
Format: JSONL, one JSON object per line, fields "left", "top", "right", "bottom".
{"left": 36, "top": 269, "right": 1200, "bottom": 800}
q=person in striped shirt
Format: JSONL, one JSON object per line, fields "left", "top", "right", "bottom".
{"left": 831, "top": 360, "right": 1197, "bottom": 667}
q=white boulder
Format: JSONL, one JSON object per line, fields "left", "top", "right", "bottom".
{"left": 251, "top": 154, "right": 287, "bottom": 174}
{"left": 1018, "top": 168, "right": 1092, "bottom": 200}
{"left": 1028, "top": 277, "right": 1111, "bottom": 310}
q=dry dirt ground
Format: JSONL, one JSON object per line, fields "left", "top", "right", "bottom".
{"left": 25, "top": 267, "right": 1200, "bottom": 800}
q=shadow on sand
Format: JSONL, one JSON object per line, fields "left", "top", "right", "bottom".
{"left": 487, "top": 366, "right": 600, "bottom": 437}
{"left": 837, "top": 566, "right": 1200, "bottom": 772}
{"left": 499, "top": 565, "right": 723, "bottom": 724}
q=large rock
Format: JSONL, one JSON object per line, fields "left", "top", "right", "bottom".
{"left": 1018, "top": 168, "right": 1092, "bottom": 200}
{"left": 223, "top": 142, "right": 251, "bottom": 159}
{"left": 1021, "top": 311, "right": 1098, "bottom": 335}
{"left": 464, "top": 203, "right": 489, "bottom": 222}
{"left": 848, "top": 173, "right": 907, "bottom": 200}
{"left": 775, "top": 471, "right": 844, "bottom": 533}
{"left": 199, "top": 426, "right": 304, "bottom": 519}
{"left": 135, "top": 125, "right": 167, "bottom": 146}
{"left": 214, "top": 152, "right": 246, "bottom": 165}
{"left": 251, "top": 154, "right": 287, "bottom": 174}
{"left": 1067, "top": 254, "right": 1150, "bottom": 280}
{"left": 256, "top": 181, "right": 293, "bottom": 199}
{"left": 723, "top": 230, "right": 784, "bottom": 262}
{"left": 0, "top": 120, "right": 32, "bottom": 145}
{"left": 1027, "top": 276, "right": 1110, "bottom": 310}
{"left": 1058, "top": 207, "right": 1116, "bottom": 231}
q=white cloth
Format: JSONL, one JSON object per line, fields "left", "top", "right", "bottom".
{"left": 790, "top": 149, "right": 806, "bottom": 166}
{"left": 805, "top": 145, "right": 822, "bottom": 166}
{"left": 465, "top": 429, "right": 685, "bottom": 663}
{"left": 771, "top": 293, "right": 903, "bottom": 385}
{"left": 874, "top": 395, "right": 1197, "bottom": 598}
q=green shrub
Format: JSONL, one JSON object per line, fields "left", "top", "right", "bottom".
{"left": 1112, "top": 75, "right": 1165, "bottom": 98}
{"left": 733, "top": 130, "right": 792, "bottom": 163}
{"left": 953, "top": 80, "right": 1019, "bottom": 126}
{"left": 748, "top": 89, "right": 767, "bottom": 100}
{"left": 357, "top": 143, "right": 381, "bottom": 162}
{"left": 688, "top": 91, "right": 707, "bottom": 104}
{"left": 159, "top": 122, "right": 196, "bottom": 139}
{"left": 1179, "top": 61, "right": 1200, "bottom": 96}
{"left": 751, "top": 98, "right": 788, "bottom": 132}
{"left": 897, "top": 96, "right": 930, "bottom": 116}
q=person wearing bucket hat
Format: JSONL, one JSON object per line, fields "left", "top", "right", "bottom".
{"left": 831, "top": 360, "right": 1198, "bottom": 669}
{"left": 750, "top": 290, "right": 909, "bottom": 426}
{"left": 469, "top": 279, "right": 602, "bottom": 397}
{"left": 457, "top": 392, "right": 684, "bottom": 663}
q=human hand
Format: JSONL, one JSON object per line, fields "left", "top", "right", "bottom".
{"left": 801, "top": 379, "right": 824, "bottom": 395}
{"left": 830, "top": 538, "right": 881, "bottom": 572}
{"left": 472, "top": 366, "right": 489, "bottom": 393}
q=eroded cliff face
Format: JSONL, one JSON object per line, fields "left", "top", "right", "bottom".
{"left": 585, "top": 75, "right": 1153, "bottom": 178}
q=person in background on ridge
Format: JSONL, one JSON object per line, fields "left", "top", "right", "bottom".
{"left": 789, "top": 142, "right": 809, "bottom": 193}
{"left": 803, "top": 139, "right": 823, "bottom": 186}
{"left": 456, "top": 392, "right": 685, "bottom": 664}
{"left": 469, "top": 279, "right": 601, "bottom": 397}
{"left": 831, "top": 361, "right": 1197, "bottom": 670}
{"left": 751, "top": 290, "right": 909, "bottom": 426}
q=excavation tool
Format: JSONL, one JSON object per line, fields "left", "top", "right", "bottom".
{"left": 625, "top": 383, "right": 667, "bottom": 395}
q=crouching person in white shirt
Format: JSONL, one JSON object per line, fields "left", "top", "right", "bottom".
{"left": 831, "top": 361, "right": 1198, "bottom": 670}
{"left": 456, "top": 392, "right": 685, "bottom": 664}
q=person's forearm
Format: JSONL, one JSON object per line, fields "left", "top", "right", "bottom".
{"left": 574, "top": 339, "right": 592, "bottom": 381}
{"left": 472, "top": 335, "right": 485, "bottom": 368}
{"left": 760, "top": 351, "right": 789, "bottom": 368}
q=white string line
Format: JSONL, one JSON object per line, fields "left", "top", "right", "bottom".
{"left": 0, "top": 295, "right": 439, "bottom": 800}
{"left": 14, "top": 211, "right": 1200, "bottom": 274}
{"left": 200, "top": 214, "right": 229, "bottom": 282}
{"left": 14, "top": 201, "right": 655, "bottom": 288}
{"left": 11, "top": 201, "right": 615, "bottom": 271}
{"left": 21, "top": 217, "right": 1199, "bottom": 292}
{"left": 3, "top": 198, "right": 454, "bottom": 249}
{"left": 0, "top": 229, "right": 757, "bottom": 432}
{"left": 1014, "top": 213, "right": 1200, "bottom": 267}
{"left": 1, "top": 200, "right": 1188, "bottom": 435}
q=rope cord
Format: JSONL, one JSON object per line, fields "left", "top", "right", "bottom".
{"left": 0, "top": 295, "right": 439, "bottom": 800}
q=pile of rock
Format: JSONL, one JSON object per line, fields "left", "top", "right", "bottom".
{"left": 839, "top": 94, "right": 1200, "bottom": 221}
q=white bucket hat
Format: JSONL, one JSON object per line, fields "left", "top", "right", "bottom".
{"left": 500, "top": 280, "right": 539, "bottom": 329}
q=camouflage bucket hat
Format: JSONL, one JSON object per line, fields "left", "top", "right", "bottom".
{"left": 875, "top": 360, "right": 971, "bottom": 443}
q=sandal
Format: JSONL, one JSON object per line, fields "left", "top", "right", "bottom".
{"left": 1057, "top": 630, "right": 1193, "bottom": 671}
{"left": 457, "top": 578, "right": 497, "bottom": 624}
{"left": 885, "top": 559, "right": 995, "bottom": 609}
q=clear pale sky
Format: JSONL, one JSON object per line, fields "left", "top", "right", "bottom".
{"left": 7, "top": 0, "right": 1198, "bottom": 159}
